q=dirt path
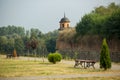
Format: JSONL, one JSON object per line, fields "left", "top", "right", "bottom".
{"left": 0, "top": 73, "right": 120, "bottom": 80}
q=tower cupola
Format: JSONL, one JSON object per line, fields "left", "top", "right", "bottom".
{"left": 59, "top": 13, "right": 70, "bottom": 30}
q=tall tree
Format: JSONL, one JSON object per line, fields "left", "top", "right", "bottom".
{"left": 0, "top": 36, "right": 8, "bottom": 53}
{"left": 14, "top": 38, "right": 24, "bottom": 55}
{"left": 76, "top": 14, "right": 93, "bottom": 36}
{"left": 100, "top": 38, "right": 111, "bottom": 70}
{"left": 45, "top": 37, "right": 56, "bottom": 53}
{"left": 76, "top": 2, "right": 120, "bottom": 39}
{"left": 103, "top": 9, "right": 120, "bottom": 39}
{"left": 7, "top": 38, "right": 15, "bottom": 53}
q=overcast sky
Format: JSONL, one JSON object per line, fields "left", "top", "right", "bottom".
{"left": 0, "top": 0, "right": 120, "bottom": 33}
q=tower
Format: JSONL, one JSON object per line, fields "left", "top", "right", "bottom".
{"left": 59, "top": 13, "right": 70, "bottom": 30}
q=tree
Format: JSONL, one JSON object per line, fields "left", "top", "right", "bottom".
{"left": 0, "top": 36, "right": 8, "bottom": 53}
{"left": 14, "top": 38, "right": 24, "bottom": 55}
{"left": 76, "top": 14, "right": 93, "bottom": 36}
{"left": 7, "top": 38, "right": 15, "bottom": 53}
{"left": 30, "top": 38, "right": 39, "bottom": 61}
{"left": 30, "top": 38, "right": 38, "bottom": 50}
{"left": 45, "top": 38, "right": 56, "bottom": 53}
{"left": 45, "top": 30, "right": 58, "bottom": 53}
{"left": 13, "top": 49, "right": 17, "bottom": 57}
{"left": 0, "top": 25, "right": 25, "bottom": 36}
{"left": 30, "top": 28, "right": 41, "bottom": 39}
{"left": 75, "top": 2, "right": 120, "bottom": 39}
{"left": 103, "top": 9, "right": 120, "bottom": 39}
{"left": 100, "top": 38, "right": 111, "bottom": 70}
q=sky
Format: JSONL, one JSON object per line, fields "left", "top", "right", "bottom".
{"left": 0, "top": 0, "right": 120, "bottom": 33}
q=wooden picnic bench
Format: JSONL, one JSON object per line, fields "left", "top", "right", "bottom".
{"left": 6, "top": 54, "right": 13, "bottom": 58}
{"left": 74, "top": 59, "right": 96, "bottom": 69}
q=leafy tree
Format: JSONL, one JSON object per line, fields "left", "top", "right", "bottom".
{"left": 76, "top": 2, "right": 120, "bottom": 40}
{"left": 14, "top": 38, "right": 24, "bottom": 55}
{"left": 0, "top": 36, "right": 8, "bottom": 53}
{"left": 103, "top": 9, "right": 120, "bottom": 39}
{"left": 37, "top": 39, "right": 47, "bottom": 56}
{"left": 7, "top": 38, "right": 15, "bottom": 53}
{"left": 45, "top": 30, "right": 58, "bottom": 53}
{"left": 26, "top": 30, "right": 30, "bottom": 38}
{"left": 0, "top": 25, "right": 25, "bottom": 36}
{"left": 100, "top": 38, "right": 111, "bottom": 70}
{"left": 76, "top": 14, "right": 93, "bottom": 36}
{"left": 45, "top": 38, "right": 56, "bottom": 53}
{"left": 30, "top": 28, "right": 41, "bottom": 39}
{"left": 30, "top": 38, "right": 38, "bottom": 50}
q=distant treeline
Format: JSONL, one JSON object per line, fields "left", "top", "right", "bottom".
{"left": 76, "top": 3, "right": 120, "bottom": 40}
{"left": 0, "top": 25, "right": 58, "bottom": 56}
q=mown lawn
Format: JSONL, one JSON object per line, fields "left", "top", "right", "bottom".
{"left": 0, "top": 55, "right": 120, "bottom": 78}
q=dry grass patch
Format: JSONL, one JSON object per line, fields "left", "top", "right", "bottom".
{"left": 0, "top": 56, "right": 120, "bottom": 77}
{"left": 43, "top": 77, "right": 120, "bottom": 80}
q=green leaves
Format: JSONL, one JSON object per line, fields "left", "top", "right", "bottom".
{"left": 48, "top": 52, "right": 62, "bottom": 64}
{"left": 75, "top": 3, "right": 120, "bottom": 40}
{"left": 103, "top": 9, "right": 120, "bottom": 39}
{"left": 76, "top": 14, "right": 93, "bottom": 36}
{"left": 100, "top": 38, "right": 111, "bottom": 70}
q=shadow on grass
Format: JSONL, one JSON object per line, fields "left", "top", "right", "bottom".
{"left": 39, "top": 62, "right": 54, "bottom": 65}
{"left": 68, "top": 66, "right": 105, "bottom": 73}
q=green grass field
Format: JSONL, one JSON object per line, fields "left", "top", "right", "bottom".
{"left": 0, "top": 55, "right": 120, "bottom": 80}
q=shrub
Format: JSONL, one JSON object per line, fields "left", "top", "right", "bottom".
{"left": 13, "top": 49, "right": 17, "bottom": 57}
{"left": 100, "top": 38, "right": 111, "bottom": 70}
{"left": 48, "top": 52, "right": 62, "bottom": 64}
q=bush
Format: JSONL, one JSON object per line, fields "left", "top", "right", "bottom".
{"left": 48, "top": 52, "right": 62, "bottom": 64}
{"left": 100, "top": 38, "right": 111, "bottom": 70}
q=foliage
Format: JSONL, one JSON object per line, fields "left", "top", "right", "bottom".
{"left": 45, "top": 38, "right": 56, "bottom": 53}
{"left": 100, "top": 38, "right": 111, "bottom": 70}
{"left": 76, "top": 14, "right": 93, "bottom": 35}
{"left": 0, "top": 25, "right": 58, "bottom": 57}
{"left": 0, "top": 36, "right": 8, "bottom": 53}
{"left": 0, "top": 25, "right": 25, "bottom": 36}
{"left": 14, "top": 38, "right": 24, "bottom": 55}
{"left": 48, "top": 52, "right": 62, "bottom": 64}
{"left": 30, "top": 28, "right": 42, "bottom": 39}
{"left": 44, "top": 30, "right": 58, "bottom": 53}
{"left": 30, "top": 38, "right": 38, "bottom": 50}
{"left": 76, "top": 3, "right": 120, "bottom": 39}
{"left": 13, "top": 49, "right": 17, "bottom": 57}
{"left": 102, "top": 9, "right": 120, "bottom": 39}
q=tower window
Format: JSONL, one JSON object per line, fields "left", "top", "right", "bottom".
{"left": 62, "top": 24, "right": 64, "bottom": 28}
{"left": 67, "top": 24, "right": 69, "bottom": 27}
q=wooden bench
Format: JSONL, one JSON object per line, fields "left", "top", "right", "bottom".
{"left": 74, "top": 59, "right": 96, "bottom": 69}
{"left": 6, "top": 54, "right": 13, "bottom": 58}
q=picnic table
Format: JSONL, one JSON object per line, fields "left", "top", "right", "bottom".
{"left": 6, "top": 54, "right": 13, "bottom": 58}
{"left": 74, "top": 59, "right": 96, "bottom": 69}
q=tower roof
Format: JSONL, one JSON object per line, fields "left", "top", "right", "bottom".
{"left": 59, "top": 13, "right": 70, "bottom": 23}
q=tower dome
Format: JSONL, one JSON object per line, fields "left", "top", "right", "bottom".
{"left": 59, "top": 16, "right": 70, "bottom": 23}
{"left": 59, "top": 13, "right": 70, "bottom": 30}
